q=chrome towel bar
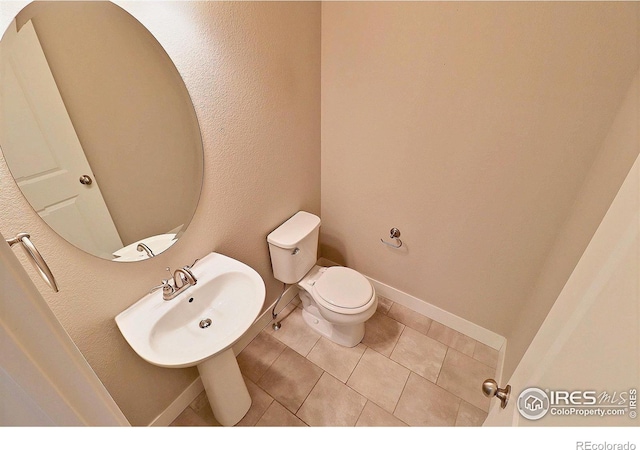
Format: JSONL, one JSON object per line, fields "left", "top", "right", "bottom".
{"left": 6, "top": 232, "right": 59, "bottom": 292}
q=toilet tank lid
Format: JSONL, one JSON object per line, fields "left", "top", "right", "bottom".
{"left": 267, "top": 211, "right": 321, "bottom": 249}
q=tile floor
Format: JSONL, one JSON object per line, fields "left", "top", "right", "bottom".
{"left": 171, "top": 295, "right": 499, "bottom": 427}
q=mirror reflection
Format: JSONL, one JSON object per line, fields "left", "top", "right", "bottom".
{"left": 0, "top": 1, "right": 203, "bottom": 261}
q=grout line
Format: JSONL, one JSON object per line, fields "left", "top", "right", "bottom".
{"left": 344, "top": 343, "right": 367, "bottom": 385}
{"left": 434, "top": 346, "right": 449, "bottom": 385}
{"left": 251, "top": 336, "right": 287, "bottom": 387}
{"left": 397, "top": 367, "right": 487, "bottom": 425}
{"left": 452, "top": 397, "right": 463, "bottom": 426}
{"left": 251, "top": 294, "right": 490, "bottom": 427}
{"left": 293, "top": 369, "right": 325, "bottom": 418}
{"left": 250, "top": 397, "right": 274, "bottom": 427}
{"left": 388, "top": 321, "right": 405, "bottom": 356}
{"left": 391, "top": 366, "right": 412, "bottom": 417}
{"left": 353, "top": 400, "right": 368, "bottom": 426}
{"left": 306, "top": 334, "right": 322, "bottom": 357}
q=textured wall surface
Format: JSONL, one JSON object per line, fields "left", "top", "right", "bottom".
{"left": 1, "top": 0, "right": 637, "bottom": 426}
{"left": 321, "top": 2, "right": 639, "bottom": 341}
{"left": 0, "top": 1, "right": 320, "bottom": 425}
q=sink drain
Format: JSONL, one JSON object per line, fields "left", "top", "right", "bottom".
{"left": 199, "top": 318, "right": 212, "bottom": 329}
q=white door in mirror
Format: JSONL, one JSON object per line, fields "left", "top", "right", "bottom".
{"left": 0, "top": 20, "right": 122, "bottom": 259}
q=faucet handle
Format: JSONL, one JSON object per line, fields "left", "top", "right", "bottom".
{"left": 149, "top": 279, "right": 174, "bottom": 295}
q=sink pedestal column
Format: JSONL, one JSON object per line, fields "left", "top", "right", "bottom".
{"left": 197, "top": 348, "right": 251, "bottom": 426}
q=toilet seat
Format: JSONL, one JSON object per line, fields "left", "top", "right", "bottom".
{"left": 312, "top": 267, "right": 375, "bottom": 314}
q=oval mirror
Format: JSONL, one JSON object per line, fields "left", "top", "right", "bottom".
{"left": 0, "top": 1, "right": 203, "bottom": 262}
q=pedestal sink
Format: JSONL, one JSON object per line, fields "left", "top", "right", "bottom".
{"left": 115, "top": 252, "right": 265, "bottom": 426}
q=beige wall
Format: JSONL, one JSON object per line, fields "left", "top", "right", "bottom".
{"left": 485, "top": 148, "right": 640, "bottom": 427}
{"left": 18, "top": 1, "right": 202, "bottom": 246}
{"left": 504, "top": 70, "right": 640, "bottom": 379}
{"left": 321, "top": 1, "right": 639, "bottom": 344}
{"left": 0, "top": 1, "right": 320, "bottom": 425}
{"left": 0, "top": 0, "right": 637, "bottom": 427}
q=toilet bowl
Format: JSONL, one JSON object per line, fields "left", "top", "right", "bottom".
{"left": 298, "top": 265, "right": 377, "bottom": 347}
{"left": 267, "top": 211, "right": 377, "bottom": 347}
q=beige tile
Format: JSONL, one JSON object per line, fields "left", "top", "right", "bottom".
{"left": 473, "top": 342, "right": 499, "bottom": 369}
{"left": 267, "top": 306, "right": 321, "bottom": 356}
{"left": 347, "top": 347, "right": 410, "bottom": 413}
{"left": 437, "top": 348, "right": 494, "bottom": 412}
{"left": 186, "top": 391, "right": 220, "bottom": 426}
{"left": 390, "top": 327, "right": 447, "bottom": 382}
{"left": 455, "top": 401, "right": 488, "bottom": 427}
{"left": 297, "top": 372, "right": 367, "bottom": 426}
{"left": 237, "top": 330, "right": 286, "bottom": 383}
{"left": 387, "top": 303, "right": 432, "bottom": 335}
{"left": 376, "top": 295, "right": 393, "bottom": 314}
{"left": 170, "top": 407, "right": 212, "bottom": 426}
{"left": 257, "top": 347, "right": 323, "bottom": 413}
{"left": 356, "top": 401, "right": 407, "bottom": 427}
{"left": 427, "top": 321, "right": 476, "bottom": 356}
{"left": 236, "top": 377, "right": 274, "bottom": 426}
{"left": 255, "top": 401, "right": 307, "bottom": 427}
{"left": 362, "top": 311, "right": 404, "bottom": 357}
{"left": 395, "top": 372, "right": 461, "bottom": 426}
{"left": 306, "top": 337, "right": 366, "bottom": 382}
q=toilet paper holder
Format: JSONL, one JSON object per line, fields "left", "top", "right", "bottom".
{"left": 380, "top": 228, "right": 403, "bottom": 249}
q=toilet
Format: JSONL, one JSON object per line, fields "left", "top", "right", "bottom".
{"left": 267, "top": 211, "right": 377, "bottom": 347}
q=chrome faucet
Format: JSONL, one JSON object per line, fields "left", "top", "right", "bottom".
{"left": 173, "top": 267, "right": 197, "bottom": 291}
{"left": 149, "top": 264, "right": 198, "bottom": 301}
{"left": 136, "top": 242, "right": 155, "bottom": 258}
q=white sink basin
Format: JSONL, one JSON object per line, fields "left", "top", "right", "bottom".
{"left": 115, "top": 252, "right": 265, "bottom": 426}
{"left": 116, "top": 252, "right": 265, "bottom": 368}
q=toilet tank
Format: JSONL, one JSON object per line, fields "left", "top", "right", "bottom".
{"left": 267, "top": 211, "right": 321, "bottom": 284}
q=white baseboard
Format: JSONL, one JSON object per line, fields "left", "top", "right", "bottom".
{"left": 367, "top": 276, "right": 505, "bottom": 351}
{"left": 495, "top": 339, "right": 507, "bottom": 384}
{"left": 149, "top": 376, "right": 204, "bottom": 426}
